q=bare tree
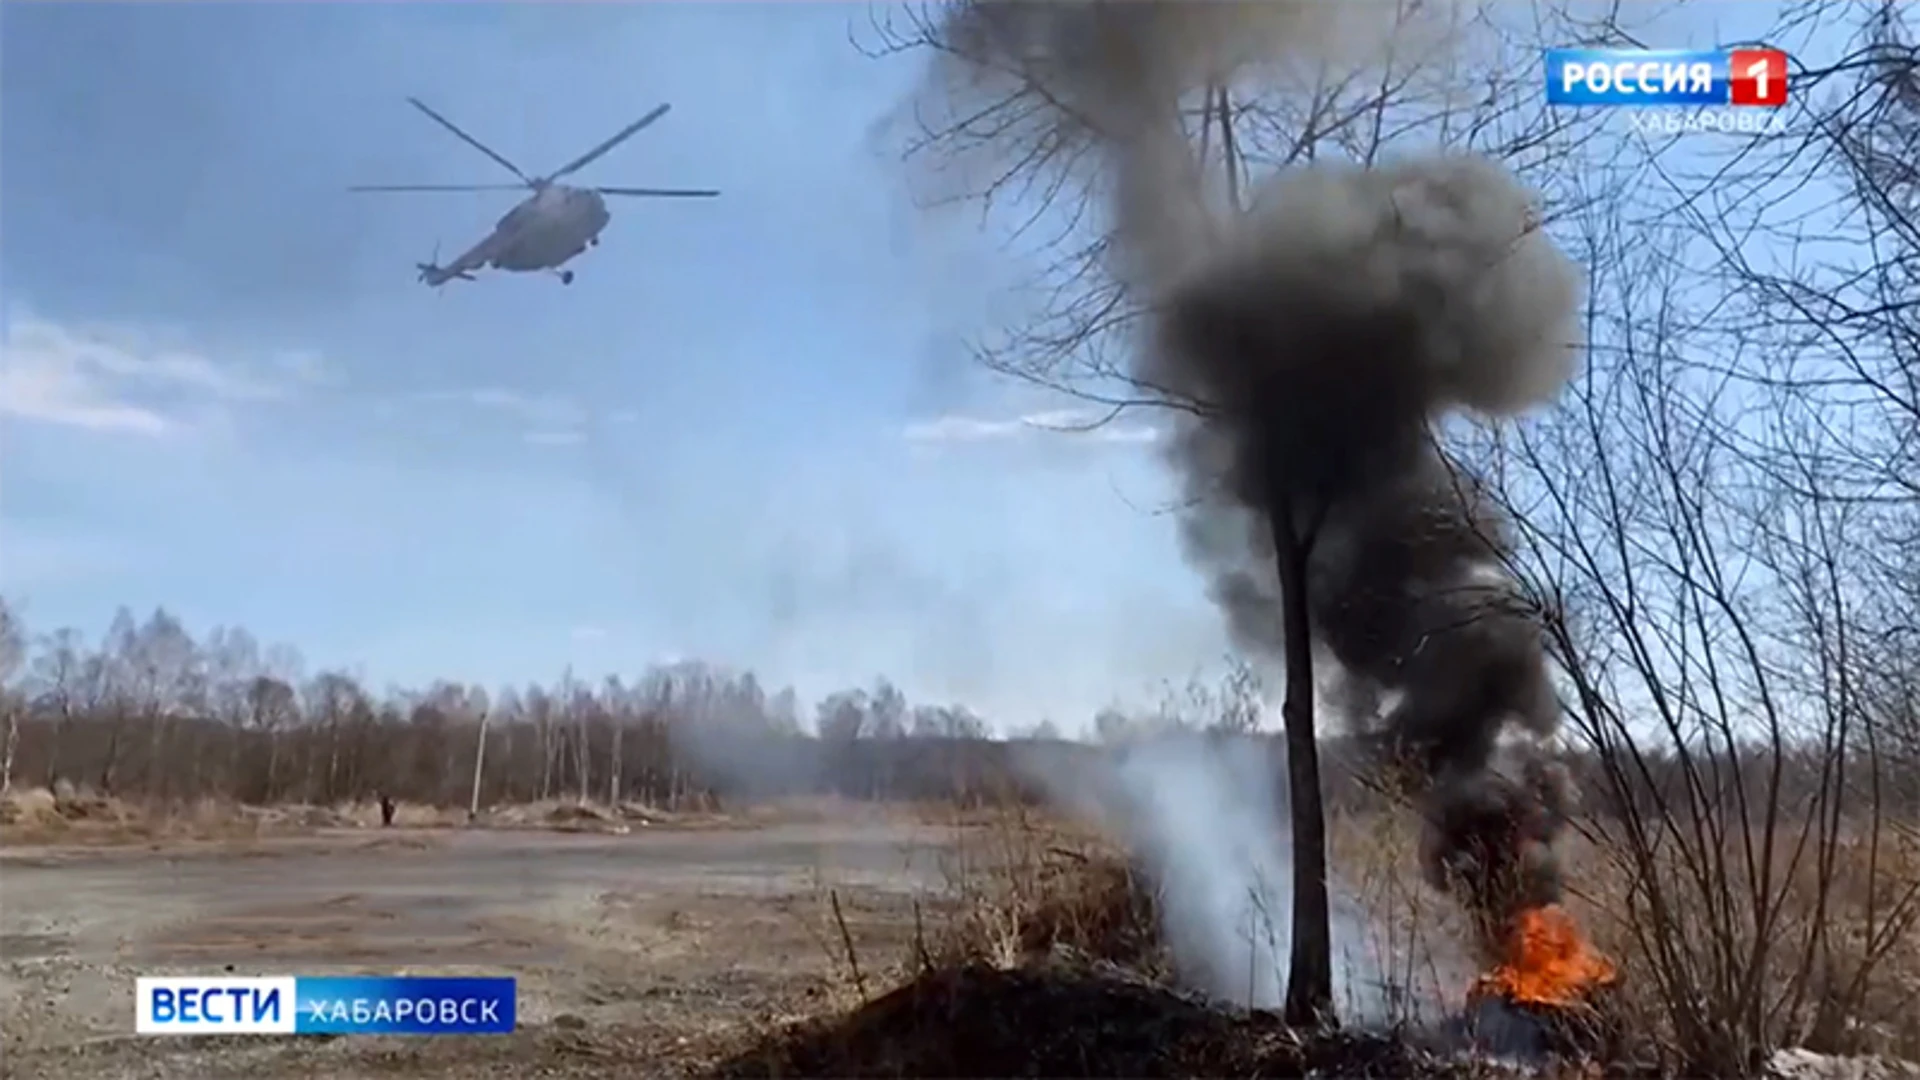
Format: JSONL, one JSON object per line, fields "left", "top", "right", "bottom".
{"left": 244, "top": 674, "right": 296, "bottom": 802}
{"left": 205, "top": 626, "right": 262, "bottom": 798}
{"left": 120, "top": 609, "right": 200, "bottom": 802}
{"left": 862, "top": 0, "right": 1610, "bottom": 1026}
{"left": 0, "top": 599, "right": 24, "bottom": 794}
{"left": 602, "top": 676, "right": 625, "bottom": 806}
{"left": 93, "top": 607, "right": 139, "bottom": 795}
{"left": 29, "top": 627, "right": 88, "bottom": 790}
{"left": 1419, "top": 10, "right": 1920, "bottom": 1064}
{"left": 1013, "top": 717, "right": 1063, "bottom": 741}
{"left": 1, "top": 611, "right": 1099, "bottom": 814}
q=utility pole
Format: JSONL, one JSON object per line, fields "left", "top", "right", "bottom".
{"left": 468, "top": 708, "right": 490, "bottom": 823}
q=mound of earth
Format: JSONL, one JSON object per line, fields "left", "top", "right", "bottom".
{"left": 0, "top": 787, "right": 135, "bottom": 828}
{"left": 0, "top": 787, "right": 62, "bottom": 826}
{"left": 708, "top": 961, "right": 1485, "bottom": 1079}
{"left": 242, "top": 803, "right": 355, "bottom": 830}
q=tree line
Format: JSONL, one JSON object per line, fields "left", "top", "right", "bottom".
{"left": 0, "top": 600, "right": 1080, "bottom": 808}
{"left": 1, "top": 598, "right": 1908, "bottom": 826}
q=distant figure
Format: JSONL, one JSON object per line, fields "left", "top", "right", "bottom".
{"left": 379, "top": 792, "right": 396, "bottom": 828}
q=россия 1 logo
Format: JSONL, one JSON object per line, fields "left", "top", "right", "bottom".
{"left": 1546, "top": 48, "right": 1789, "bottom": 108}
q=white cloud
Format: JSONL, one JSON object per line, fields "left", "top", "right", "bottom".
{"left": 1089, "top": 423, "right": 1162, "bottom": 445}
{"left": 1019, "top": 407, "right": 1103, "bottom": 431}
{"left": 415, "top": 387, "right": 595, "bottom": 446}
{"left": 272, "top": 349, "right": 340, "bottom": 387}
{"left": 902, "top": 414, "right": 1025, "bottom": 443}
{"left": 569, "top": 624, "right": 608, "bottom": 642}
{"left": 0, "top": 311, "right": 328, "bottom": 437}
{"left": 902, "top": 407, "right": 1162, "bottom": 447}
{"left": 463, "top": 388, "right": 587, "bottom": 428}
{"left": 0, "top": 359, "right": 174, "bottom": 435}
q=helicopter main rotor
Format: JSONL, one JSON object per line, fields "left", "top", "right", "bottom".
{"left": 349, "top": 98, "right": 719, "bottom": 199}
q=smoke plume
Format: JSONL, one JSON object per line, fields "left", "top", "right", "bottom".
{"left": 1026, "top": 732, "right": 1451, "bottom": 1020}
{"left": 915, "top": 1, "right": 1585, "bottom": 955}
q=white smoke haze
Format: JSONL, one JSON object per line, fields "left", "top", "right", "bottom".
{"left": 1023, "top": 732, "right": 1451, "bottom": 1024}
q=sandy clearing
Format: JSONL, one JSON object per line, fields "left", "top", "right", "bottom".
{"left": 0, "top": 820, "right": 956, "bottom": 1079}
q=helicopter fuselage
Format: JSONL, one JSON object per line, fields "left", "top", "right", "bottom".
{"left": 485, "top": 184, "right": 610, "bottom": 272}
{"left": 420, "top": 185, "right": 609, "bottom": 286}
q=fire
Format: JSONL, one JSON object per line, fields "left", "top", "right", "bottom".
{"left": 1470, "top": 904, "right": 1618, "bottom": 1008}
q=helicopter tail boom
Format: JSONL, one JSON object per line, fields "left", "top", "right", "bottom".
{"left": 416, "top": 261, "right": 478, "bottom": 287}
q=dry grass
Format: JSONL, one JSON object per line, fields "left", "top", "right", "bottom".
{"left": 732, "top": 791, "right": 1920, "bottom": 1078}
{"left": 727, "top": 795, "right": 1501, "bottom": 1076}
{"left": 1330, "top": 806, "right": 1485, "bottom": 1026}
{"left": 923, "top": 800, "right": 1167, "bottom": 975}
{"left": 0, "top": 786, "right": 279, "bottom": 845}
{"left": 723, "top": 799, "right": 1658, "bottom": 1078}
{"left": 1569, "top": 817, "right": 1920, "bottom": 1062}
{"left": 0, "top": 786, "right": 739, "bottom": 847}
{"left": 1331, "top": 802, "right": 1920, "bottom": 1064}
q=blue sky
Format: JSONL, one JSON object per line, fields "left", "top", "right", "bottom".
{"left": 0, "top": 2, "right": 1217, "bottom": 727}
{"left": 0, "top": 2, "right": 1844, "bottom": 731}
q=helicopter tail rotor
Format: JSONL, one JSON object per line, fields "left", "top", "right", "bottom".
{"left": 417, "top": 240, "right": 445, "bottom": 286}
{"left": 416, "top": 240, "right": 476, "bottom": 287}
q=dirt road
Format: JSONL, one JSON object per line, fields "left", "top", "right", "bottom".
{"left": 0, "top": 821, "right": 954, "bottom": 1079}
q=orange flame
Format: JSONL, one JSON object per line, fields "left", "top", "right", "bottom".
{"left": 1470, "top": 904, "right": 1618, "bottom": 1008}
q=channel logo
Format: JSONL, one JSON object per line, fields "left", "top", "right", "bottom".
{"left": 1546, "top": 48, "right": 1789, "bottom": 108}
{"left": 136, "top": 975, "right": 516, "bottom": 1036}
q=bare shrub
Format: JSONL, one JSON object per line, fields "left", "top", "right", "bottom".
{"left": 926, "top": 799, "right": 1167, "bottom": 978}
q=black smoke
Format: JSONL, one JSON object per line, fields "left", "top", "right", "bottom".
{"left": 910, "top": 1, "right": 1585, "bottom": 953}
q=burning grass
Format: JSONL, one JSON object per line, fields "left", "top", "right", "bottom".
{"left": 748, "top": 796, "right": 1918, "bottom": 1080}
{"left": 739, "top": 802, "right": 1638, "bottom": 1079}
{"left": 1473, "top": 905, "right": 1618, "bottom": 1010}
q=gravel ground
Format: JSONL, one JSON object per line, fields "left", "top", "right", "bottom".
{"left": 0, "top": 821, "right": 952, "bottom": 1079}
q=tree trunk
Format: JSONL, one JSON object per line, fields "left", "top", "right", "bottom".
{"left": 300, "top": 734, "right": 316, "bottom": 803}
{"left": 1, "top": 702, "right": 18, "bottom": 795}
{"left": 1273, "top": 504, "right": 1334, "bottom": 1029}
{"left": 186, "top": 725, "right": 204, "bottom": 799}
{"left": 228, "top": 723, "right": 245, "bottom": 802}
{"left": 101, "top": 715, "right": 125, "bottom": 795}
{"left": 539, "top": 718, "right": 555, "bottom": 800}
{"left": 45, "top": 703, "right": 71, "bottom": 789}
{"left": 576, "top": 720, "right": 590, "bottom": 804}
{"left": 609, "top": 723, "right": 623, "bottom": 806}
{"left": 147, "top": 708, "right": 168, "bottom": 802}
{"left": 500, "top": 724, "right": 515, "bottom": 803}
{"left": 326, "top": 720, "right": 342, "bottom": 804}
{"left": 265, "top": 730, "right": 281, "bottom": 802}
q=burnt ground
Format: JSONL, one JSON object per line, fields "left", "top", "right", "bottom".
{"left": 709, "top": 959, "right": 1490, "bottom": 1080}
{"left": 0, "top": 821, "right": 951, "bottom": 1079}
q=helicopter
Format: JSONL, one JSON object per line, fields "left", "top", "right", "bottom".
{"left": 351, "top": 97, "right": 718, "bottom": 287}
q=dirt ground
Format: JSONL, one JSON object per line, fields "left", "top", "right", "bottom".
{"left": 0, "top": 819, "right": 956, "bottom": 1079}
